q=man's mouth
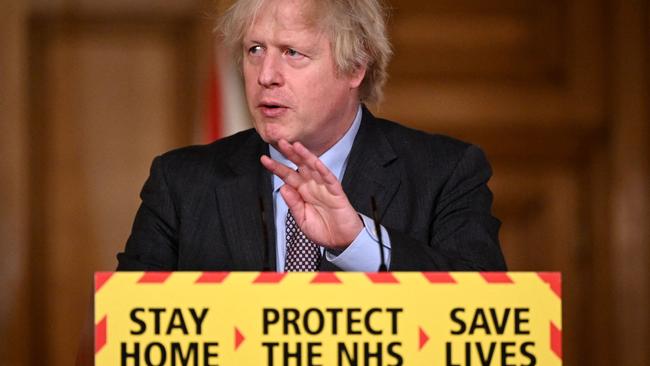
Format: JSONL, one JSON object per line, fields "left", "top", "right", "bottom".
{"left": 258, "top": 102, "right": 288, "bottom": 117}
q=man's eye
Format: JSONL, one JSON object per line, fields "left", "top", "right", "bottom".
{"left": 248, "top": 45, "right": 264, "bottom": 56}
{"left": 285, "top": 49, "right": 304, "bottom": 59}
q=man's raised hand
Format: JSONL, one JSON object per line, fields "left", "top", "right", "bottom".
{"left": 260, "top": 139, "right": 363, "bottom": 250}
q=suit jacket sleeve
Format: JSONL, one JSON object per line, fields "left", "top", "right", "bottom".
{"left": 388, "top": 145, "right": 506, "bottom": 271}
{"left": 117, "top": 156, "right": 179, "bottom": 270}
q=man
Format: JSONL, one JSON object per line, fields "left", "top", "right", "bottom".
{"left": 116, "top": 0, "right": 506, "bottom": 272}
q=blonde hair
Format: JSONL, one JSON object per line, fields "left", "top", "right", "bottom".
{"left": 216, "top": 0, "right": 393, "bottom": 104}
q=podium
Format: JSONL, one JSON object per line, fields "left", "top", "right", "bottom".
{"left": 94, "top": 272, "right": 561, "bottom": 365}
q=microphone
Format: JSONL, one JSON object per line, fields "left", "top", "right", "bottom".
{"left": 258, "top": 196, "right": 272, "bottom": 271}
{"left": 370, "top": 196, "right": 388, "bottom": 272}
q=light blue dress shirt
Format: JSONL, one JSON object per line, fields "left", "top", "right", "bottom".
{"left": 270, "top": 106, "right": 391, "bottom": 271}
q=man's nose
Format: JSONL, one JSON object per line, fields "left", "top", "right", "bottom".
{"left": 257, "top": 53, "right": 283, "bottom": 88}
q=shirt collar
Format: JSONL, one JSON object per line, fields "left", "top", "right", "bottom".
{"left": 270, "top": 105, "right": 363, "bottom": 191}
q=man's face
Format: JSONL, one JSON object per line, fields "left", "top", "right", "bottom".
{"left": 242, "top": 0, "right": 365, "bottom": 155}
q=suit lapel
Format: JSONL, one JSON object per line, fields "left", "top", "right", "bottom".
{"left": 320, "top": 108, "right": 401, "bottom": 271}
{"left": 214, "top": 133, "right": 277, "bottom": 270}
{"left": 342, "top": 107, "right": 401, "bottom": 224}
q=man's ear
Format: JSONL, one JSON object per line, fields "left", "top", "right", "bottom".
{"left": 348, "top": 65, "right": 367, "bottom": 89}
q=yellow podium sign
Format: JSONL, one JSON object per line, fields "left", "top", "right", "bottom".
{"left": 95, "top": 272, "right": 561, "bottom": 366}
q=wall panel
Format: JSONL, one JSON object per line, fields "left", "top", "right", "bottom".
{"left": 0, "top": 1, "right": 30, "bottom": 366}
{"left": 28, "top": 16, "right": 199, "bottom": 365}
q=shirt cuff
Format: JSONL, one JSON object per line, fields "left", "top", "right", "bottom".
{"left": 325, "top": 213, "right": 391, "bottom": 271}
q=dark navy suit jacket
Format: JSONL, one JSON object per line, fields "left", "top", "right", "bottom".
{"left": 117, "top": 108, "right": 506, "bottom": 271}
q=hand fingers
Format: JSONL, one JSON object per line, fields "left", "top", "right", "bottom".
{"left": 311, "top": 154, "right": 339, "bottom": 185}
{"left": 302, "top": 162, "right": 324, "bottom": 185}
{"left": 293, "top": 142, "right": 343, "bottom": 195}
{"left": 260, "top": 155, "right": 304, "bottom": 189}
{"left": 276, "top": 139, "right": 304, "bottom": 166}
{"left": 264, "top": 141, "right": 342, "bottom": 195}
{"left": 280, "top": 184, "right": 305, "bottom": 223}
{"left": 314, "top": 158, "right": 344, "bottom": 195}
{"left": 276, "top": 140, "right": 322, "bottom": 183}
{"left": 291, "top": 141, "right": 320, "bottom": 170}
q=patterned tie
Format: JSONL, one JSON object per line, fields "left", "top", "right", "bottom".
{"left": 284, "top": 211, "right": 321, "bottom": 271}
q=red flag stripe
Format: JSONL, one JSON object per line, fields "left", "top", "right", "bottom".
{"left": 311, "top": 272, "right": 342, "bottom": 284}
{"left": 137, "top": 272, "right": 172, "bottom": 283}
{"left": 366, "top": 272, "right": 399, "bottom": 283}
{"left": 95, "top": 316, "right": 107, "bottom": 354}
{"left": 196, "top": 272, "right": 230, "bottom": 284}
{"left": 480, "top": 272, "right": 514, "bottom": 283}
{"left": 95, "top": 272, "right": 114, "bottom": 293}
{"left": 422, "top": 272, "right": 456, "bottom": 283}
{"left": 205, "top": 59, "right": 222, "bottom": 142}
